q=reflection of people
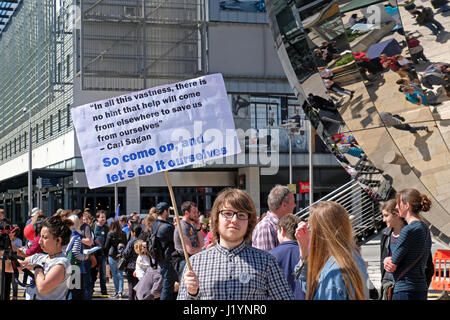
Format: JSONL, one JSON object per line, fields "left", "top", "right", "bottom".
{"left": 332, "top": 134, "right": 363, "bottom": 159}
{"left": 323, "top": 79, "right": 355, "bottom": 99}
{"left": 394, "top": 55, "right": 419, "bottom": 81}
{"left": 354, "top": 52, "right": 383, "bottom": 79}
{"left": 348, "top": 13, "right": 366, "bottom": 26}
{"left": 318, "top": 67, "right": 333, "bottom": 80}
{"left": 177, "top": 188, "right": 294, "bottom": 300}
{"left": 321, "top": 41, "right": 339, "bottom": 63}
{"left": 380, "top": 54, "right": 409, "bottom": 78}
{"left": 403, "top": 86, "right": 442, "bottom": 107}
{"left": 406, "top": 37, "right": 429, "bottom": 64}
{"left": 379, "top": 112, "right": 431, "bottom": 133}
{"left": 307, "top": 93, "right": 338, "bottom": 112}
{"left": 413, "top": 7, "right": 445, "bottom": 36}
{"left": 403, "top": 86, "right": 429, "bottom": 106}
{"left": 313, "top": 48, "right": 327, "bottom": 67}
{"left": 396, "top": 79, "right": 423, "bottom": 94}
{"left": 431, "top": 0, "right": 450, "bottom": 12}
{"left": 420, "top": 63, "right": 449, "bottom": 92}
{"left": 294, "top": 202, "right": 369, "bottom": 300}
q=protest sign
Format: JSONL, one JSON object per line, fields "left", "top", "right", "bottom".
{"left": 71, "top": 73, "right": 241, "bottom": 189}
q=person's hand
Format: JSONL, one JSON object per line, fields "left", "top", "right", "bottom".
{"left": 18, "top": 264, "right": 32, "bottom": 271}
{"left": 295, "top": 222, "right": 310, "bottom": 259}
{"left": 384, "top": 257, "right": 397, "bottom": 273}
{"left": 206, "top": 241, "right": 216, "bottom": 249}
{"left": 183, "top": 269, "right": 199, "bottom": 296}
{"left": 86, "top": 237, "right": 94, "bottom": 247}
{"left": 118, "top": 243, "right": 125, "bottom": 248}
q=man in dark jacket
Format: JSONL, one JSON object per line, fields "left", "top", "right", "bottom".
{"left": 307, "top": 93, "right": 339, "bottom": 113}
{"left": 152, "top": 202, "right": 177, "bottom": 300}
{"left": 413, "top": 7, "right": 445, "bottom": 35}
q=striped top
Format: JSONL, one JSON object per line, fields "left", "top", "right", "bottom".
{"left": 392, "top": 221, "right": 431, "bottom": 293}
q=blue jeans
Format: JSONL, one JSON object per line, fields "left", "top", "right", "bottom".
{"left": 424, "top": 20, "right": 444, "bottom": 35}
{"left": 82, "top": 258, "right": 93, "bottom": 300}
{"left": 159, "top": 260, "right": 177, "bottom": 300}
{"left": 108, "top": 256, "right": 124, "bottom": 294}
{"left": 393, "top": 290, "right": 427, "bottom": 300}
{"left": 177, "top": 259, "right": 186, "bottom": 280}
{"left": 92, "top": 255, "right": 107, "bottom": 294}
{"left": 330, "top": 84, "right": 352, "bottom": 96}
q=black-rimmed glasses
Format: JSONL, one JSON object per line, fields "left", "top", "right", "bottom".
{"left": 218, "top": 210, "right": 249, "bottom": 221}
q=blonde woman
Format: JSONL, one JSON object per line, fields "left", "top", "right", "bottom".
{"left": 295, "top": 201, "right": 369, "bottom": 300}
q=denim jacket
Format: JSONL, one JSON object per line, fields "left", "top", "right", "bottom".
{"left": 295, "top": 252, "right": 369, "bottom": 300}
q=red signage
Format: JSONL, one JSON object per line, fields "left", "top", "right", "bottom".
{"left": 299, "top": 182, "right": 310, "bottom": 194}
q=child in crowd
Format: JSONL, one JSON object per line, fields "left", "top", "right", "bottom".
{"left": 134, "top": 239, "right": 151, "bottom": 281}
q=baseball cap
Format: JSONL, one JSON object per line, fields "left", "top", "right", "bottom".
{"left": 31, "top": 207, "right": 40, "bottom": 217}
{"left": 156, "top": 202, "right": 170, "bottom": 212}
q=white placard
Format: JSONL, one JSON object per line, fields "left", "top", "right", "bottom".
{"left": 71, "top": 73, "right": 241, "bottom": 189}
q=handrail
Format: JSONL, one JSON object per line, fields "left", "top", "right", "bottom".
{"left": 295, "top": 178, "right": 384, "bottom": 244}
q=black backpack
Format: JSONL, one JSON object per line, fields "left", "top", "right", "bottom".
{"left": 147, "top": 222, "right": 165, "bottom": 268}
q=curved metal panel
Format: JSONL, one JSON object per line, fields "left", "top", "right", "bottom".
{"left": 266, "top": 0, "right": 450, "bottom": 244}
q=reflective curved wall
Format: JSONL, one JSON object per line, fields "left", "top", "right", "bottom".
{"left": 266, "top": 0, "right": 450, "bottom": 245}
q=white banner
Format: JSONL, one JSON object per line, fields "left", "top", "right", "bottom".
{"left": 71, "top": 73, "right": 241, "bottom": 189}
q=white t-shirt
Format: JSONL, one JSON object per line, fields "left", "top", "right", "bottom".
{"left": 28, "top": 253, "right": 71, "bottom": 300}
{"left": 135, "top": 254, "right": 151, "bottom": 280}
{"left": 397, "top": 58, "right": 412, "bottom": 66}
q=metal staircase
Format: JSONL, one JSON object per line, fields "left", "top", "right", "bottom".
{"left": 295, "top": 175, "right": 392, "bottom": 246}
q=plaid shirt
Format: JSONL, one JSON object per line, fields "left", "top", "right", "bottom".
{"left": 177, "top": 241, "right": 294, "bottom": 300}
{"left": 252, "top": 212, "right": 279, "bottom": 251}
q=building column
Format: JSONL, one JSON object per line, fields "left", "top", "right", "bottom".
{"left": 126, "top": 177, "right": 141, "bottom": 214}
{"left": 238, "top": 167, "right": 261, "bottom": 215}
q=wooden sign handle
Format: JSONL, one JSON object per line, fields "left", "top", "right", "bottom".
{"left": 163, "top": 171, "right": 193, "bottom": 272}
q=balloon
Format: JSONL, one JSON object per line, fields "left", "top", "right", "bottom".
{"left": 24, "top": 223, "right": 35, "bottom": 241}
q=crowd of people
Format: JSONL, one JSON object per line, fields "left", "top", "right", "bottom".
{"left": 0, "top": 184, "right": 435, "bottom": 301}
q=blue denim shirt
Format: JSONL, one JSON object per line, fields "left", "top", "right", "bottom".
{"left": 295, "top": 252, "right": 369, "bottom": 300}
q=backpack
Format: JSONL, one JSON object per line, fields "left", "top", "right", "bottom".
{"left": 146, "top": 222, "right": 165, "bottom": 268}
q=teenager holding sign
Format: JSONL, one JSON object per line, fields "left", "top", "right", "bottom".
{"left": 177, "top": 188, "right": 294, "bottom": 300}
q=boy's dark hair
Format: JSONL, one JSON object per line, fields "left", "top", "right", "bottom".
{"left": 96, "top": 210, "right": 107, "bottom": 219}
{"left": 276, "top": 214, "right": 301, "bottom": 240}
{"left": 130, "top": 221, "right": 142, "bottom": 238}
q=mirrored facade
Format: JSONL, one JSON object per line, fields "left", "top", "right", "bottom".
{"left": 266, "top": 0, "right": 450, "bottom": 244}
